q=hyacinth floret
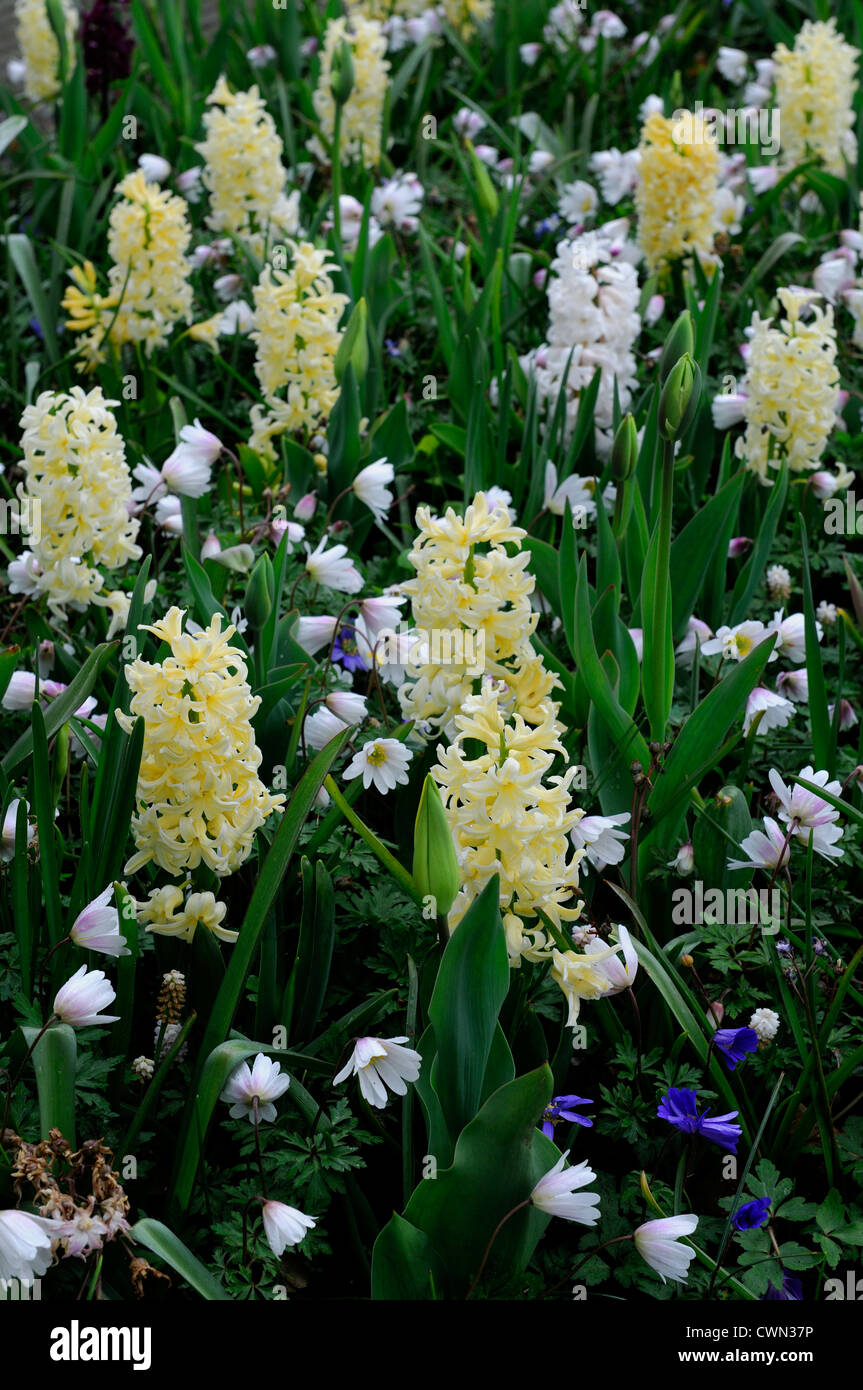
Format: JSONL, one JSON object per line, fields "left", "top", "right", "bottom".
{"left": 62, "top": 171, "right": 193, "bottom": 367}
{"left": 249, "top": 241, "right": 349, "bottom": 459}
{"left": 774, "top": 19, "right": 858, "bottom": 176}
{"left": 736, "top": 288, "right": 839, "bottom": 484}
{"left": 116, "top": 607, "right": 285, "bottom": 877}
{"left": 310, "top": 16, "right": 390, "bottom": 169}
{"left": 14, "top": 0, "right": 77, "bottom": 103}
{"left": 196, "top": 75, "right": 301, "bottom": 257}
{"left": 11, "top": 386, "right": 141, "bottom": 624}
{"left": 635, "top": 110, "right": 720, "bottom": 277}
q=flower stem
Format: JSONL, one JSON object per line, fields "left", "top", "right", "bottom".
{"left": 465, "top": 1198, "right": 530, "bottom": 1299}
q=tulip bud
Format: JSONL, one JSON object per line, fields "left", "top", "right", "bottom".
{"left": 465, "top": 139, "right": 499, "bottom": 218}
{"left": 412, "top": 774, "right": 460, "bottom": 919}
{"left": 330, "top": 38, "right": 355, "bottom": 106}
{"left": 334, "top": 297, "right": 369, "bottom": 385}
{"left": 658, "top": 309, "right": 695, "bottom": 383}
{"left": 658, "top": 353, "right": 700, "bottom": 440}
{"left": 610, "top": 413, "right": 638, "bottom": 481}
{"left": 244, "top": 554, "right": 275, "bottom": 631}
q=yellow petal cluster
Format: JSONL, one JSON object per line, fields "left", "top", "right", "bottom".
{"left": 398, "top": 492, "right": 540, "bottom": 739}
{"left": 345, "top": 0, "right": 425, "bottom": 14}
{"left": 552, "top": 937, "right": 630, "bottom": 1029}
{"left": 345, "top": 0, "right": 489, "bottom": 27}
{"left": 136, "top": 886, "right": 238, "bottom": 944}
{"left": 737, "top": 287, "right": 839, "bottom": 484}
{"left": 441, "top": 0, "right": 492, "bottom": 35}
{"left": 635, "top": 111, "right": 720, "bottom": 277}
{"left": 13, "top": 0, "right": 77, "bottom": 103}
{"left": 310, "top": 16, "right": 390, "bottom": 168}
{"left": 400, "top": 492, "right": 585, "bottom": 962}
{"left": 116, "top": 607, "right": 285, "bottom": 877}
{"left": 196, "top": 75, "right": 302, "bottom": 258}
{"left": 13, "top": 386, "right": 141, "bottom": 619}
{"left": 249, "top": 242, "right": 349, "bottom": 460}
{"left": 774, "top": 19, "right": 858, "bottom": 176}
{"left": 62, "top": 173, "right": 193, "bottom": 367}
{"left": 432, "top": 679, "right": 585, "bottom": 961}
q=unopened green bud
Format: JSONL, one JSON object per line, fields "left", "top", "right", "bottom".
{"left": 466, "top": 139, "right": 499, "bottom": 218}
{"left": 244, "top": 554, "right": 275, "bottom": 631}
{"left": 330, "top": 39, "right": 355, "bottom": 106}
{"left": 334, "top": 297, "right": 369, "bottom": 384}
{"left": 610, "top": 412, "right": 638, "bottom": 481}
{"left": 412, "top": 774, "right": 460, "bottom": 919}
{"left": 658, "top": 353, "right": 700, "bottom": 440}
{"left": 51, "top": 719, "right": 69, "bottom": 804}
{"left": 658, "top": 309, "right": 695, "bottom": 383}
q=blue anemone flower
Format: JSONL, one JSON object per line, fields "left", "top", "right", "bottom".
{"left": 713, "top": 1026, "right": 759, "bottom": 1071}
{"left": 761, "top": 1271, "right": 803, "bottom": 1301}
{"left": 732, "top": 1196, "right": 771, "bottom": 1231}
{"left": 332, "top": 625, "right": 369, "bottom": 673}
{"left": 540, "top": 1094, "right": 593, "bottom": 1139}
{"left": 657, "top": 1087, "right": 743, "bottom": 1154}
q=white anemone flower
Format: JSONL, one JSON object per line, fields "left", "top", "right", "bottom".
{"left": 543, "top": 462, "right": 598, "bottom": 519}
{"left": 570, "top": 812, "right": 630, "bottom": 869}
{"left": 343, "top": 738, "right": 413, "bottom": 794}
{"left": 303, "top": 707, "right": 352, "bottom": 751}
{"left": 728, "top": 817, "right": 791, "bottom": 872}
{"left": 304, "top": 538, "right": 363, "bottom": 594}
{"left": 333, "top": 1035, "right": 422, "bottom": 1108}
{"left": 293, "top": 615, "right": 338, "bottom": 655}
{"left": 530, "top": 1155, "right": 601, "bottom": 1225}
{"left": 261, "top": 1201, "right": 316, "bottom": 1256}
{"left": 352, "top": 459, "right": 395, "bottom": 524}
{"left": 634, "top": 1214, "right": 699, "bottom": 1283}
{"left": 1, "top": 799, "right": 34, "bottom": 861}
{"left": 52, "top": 966, "right": 119, "bottom": 1028}
{"left": 220, "top": 1054, "right": 291, "bottom": 1124}
{"left": 69, "top": 885, "right": 131, "bottom": 958}
{"left": 0, "top": 1210, "right": 58, "bottom": 1282}
{"left": 743, "top": 687, "right": 795, "bottom": 736}
{"left": 770, "top": 610, "right": 820, "bottom": 665}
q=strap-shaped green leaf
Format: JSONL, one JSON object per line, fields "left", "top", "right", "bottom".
{"left": 427, "top": 876, "right": 510, "bottom": 1141}
{"left": 129, "top": 1219, "right": 230, "bottom": 1301}
{"left": 21, "top": 1024, "right": 77, "bottom": 1147}
{"left": 169, "top": 729, "right": 350, "bottom": 1213}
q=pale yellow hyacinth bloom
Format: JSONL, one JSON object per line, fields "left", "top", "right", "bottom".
{"left": 311, "top": 16, "right": 390, "bottom": 168}
{"left": 552, "top": 936, "right": 635, "bottom": 1028}
{"left": 441, "top": 0, "right": 492, "bottom": 36}
{"left": 249, "top": 242, "right": 349, "bottom": 459}
{"left": 116, "top": 608, "right": 285, "bottom": 877}
{"left": 13, "top": 0, "right": 77, "bottom": 103}
{"left": 345, "top": 0, "right": 490, "bottom": 27}
{"left": 345, "top": 0, "right": 425, "bottom": 14}
{"left": 136, "top": 885, "right": 238, "bottom": 944}
{"left": 13, "top": 386, "right": 141, "bottom": 620}
{"left": 398, "top": 492, "right": 540, "bottom": 739}
{"left": 399, "top": 492, "right": 586, "bottom": 968}
{"left": 737, "top": 288, "right": 839, "bottom": 484}
{"left": 196, "top": 75, "right": 301, "bottom": 258}
{"left": 635, "top": 111, "right": 720, "bottom": 277}
{"left": 774, "top": 19, "right": 858, "bottom": 176}
{"left": 63, "top": 173, "right": 193, "bottom": 367}
{"left": 432, "top": 680, "right": 585, "bottom": 961}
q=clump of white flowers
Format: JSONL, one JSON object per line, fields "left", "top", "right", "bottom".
{"left": 522, "top": 226, "right": 641, "bottom": 456}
